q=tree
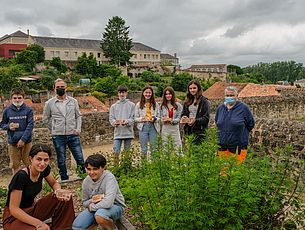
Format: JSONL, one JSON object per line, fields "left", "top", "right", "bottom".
{"left": 139, "top": 70, "right": 162, "bottom": 83}
{"left": 16, "top": 50, "right": 38, "bottom": 72}
{"left": 171, "top": 72, "right": 193, "bottom": 92}
{"left": 75, "top": 53, "right": 97, "bottom": 75}
{"left": 26, "top": 44, "right": 45, "bottom": 63}
{"left": 50, "top": 57, "right": 68, "bottom": 73}
{"left": 101, "top": 16, "right": 133, "bottom": 66}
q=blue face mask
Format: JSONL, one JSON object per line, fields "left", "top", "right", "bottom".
{"left": 224, "top": 97, "right": 236, "bottom": 105}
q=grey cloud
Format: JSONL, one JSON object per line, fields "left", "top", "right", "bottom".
{"left": 4, "top": 9, "right": 36, "bottom": 25}
{"left": 223, "top": 24, "right": 252, "bottom": 38}
{"left": 35, "top": 25, "right": 54, "bottom": 36}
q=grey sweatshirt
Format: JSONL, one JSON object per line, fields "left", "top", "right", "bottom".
{"left": 109, "top": 98, "right": 135, "bottom": 139}
{"left": 42, "top": 96, "right": 82, "bottom": 135}
{"left": 82, "top": 170, "right": 126, "bottom": 211}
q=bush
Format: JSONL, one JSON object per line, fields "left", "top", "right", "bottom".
{"left": 91, "top": 91, "right": 107, "bottom": 102}
{"left": 118, "top": 129, "right": 305, "bottom": 229}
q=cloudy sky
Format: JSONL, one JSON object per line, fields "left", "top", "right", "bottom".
{"left": 1, "top": 0, "right": 305, "bottom": 68}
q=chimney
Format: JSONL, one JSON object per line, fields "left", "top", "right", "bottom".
{"left": 27, "top": 29, "right": 29, "bottom": 35}
{"left": 174, "top": 53, "right": 177, "bottom": 58}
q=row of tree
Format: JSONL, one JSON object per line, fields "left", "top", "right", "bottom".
{"left": 228, "top": 61, "right": 305, "bottom": 84}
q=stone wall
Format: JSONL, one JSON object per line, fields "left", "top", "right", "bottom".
{"left": 0, "top": 112, "right": 114, "bottom": 173}
{"left": 209, "top": 93, "right": 305, "bottom": 120}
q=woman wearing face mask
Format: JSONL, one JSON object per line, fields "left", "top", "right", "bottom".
{"left": 135, "top": 86, "right": 160, "bottom": 157}
{"left": 160, "top": 87, "right": 182, "bottom": 149}
{"left": 181, "top": 80, "right": 210, "bottom": 145}
{"left": 215, "top": 86, "right": 255, "bottom": 164}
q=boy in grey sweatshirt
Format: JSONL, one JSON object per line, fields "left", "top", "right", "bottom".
{"left": 109, "top": 85, "right": 135, "bottom": 156}
{"left": 72, "top": 154, "right": 125, "bottom": 230}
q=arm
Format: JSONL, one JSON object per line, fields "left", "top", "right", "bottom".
{"left": 134, "top": 103, "right": 143, "bottom": 123}
{"left": 0, "top": 110, "right": 9, "bottom": 130}
{"left": 75, "top": 100, "right": 82, "bottom": 134}
{"left": 20, "top": 108, "right": 34, "bottom": 143}
{"left": 82, "top": 178, "right": 93, "bottom": 208}
{"left": 172, "top": 103, "right": 182, "bottom": 125}
{"left": 89, "top": 177, "right": 118, "bottom": 211}
{"left": 195, "top": 98, "right": 210, "bottom": 127}
{"left": 109, "top": 105, "right": 116, "bottom": 127}
{"left": 245, "top": 106, "right": 255, "bottom": 131}
{"left": 9, "top": 190, "right": 49, "bottom": 229}
{"left": 42, "top": 101, "right": 52, "bottom": 131}
{"left": 125, "top": 103, "right": 135, "bottom": 127}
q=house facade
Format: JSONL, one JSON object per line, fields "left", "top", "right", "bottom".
{"left": 180, "top": 64, "right": 228, "bottom": 81}
{"left": 0, "top": 30, "right": 161, "bottom": 67}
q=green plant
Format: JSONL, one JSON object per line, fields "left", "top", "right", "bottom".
{"left": 118, "top": 129, "right": 305, "bottom": 229}
{"left": 0, "top": 187, "right": 8, "bottom": 209}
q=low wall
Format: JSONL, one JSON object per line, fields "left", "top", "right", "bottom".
{"left": 0, "top": 112, "right": 114, "bottom": 174}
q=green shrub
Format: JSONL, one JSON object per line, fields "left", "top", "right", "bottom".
{"left": 91, "top": 91, "right": 107, "bottom": 102}
{"left": 118, "top": 129, "right": 305, "bottom": 229}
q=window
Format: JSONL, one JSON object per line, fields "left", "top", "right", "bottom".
{"left": 89, "top": 52, "right": 93, "bottom": 56}
{"left": 74, "top": 52, "right": 78, "bottom": 57}
{"left": 152, "top": 54, "right": 155, "bottom": 59}
{"left": 64, "top": 51, "right": 69, "bottom": 57}
{"left": 144, "top": 54, "right": 147, "bottom": 59}
{"left": 133, "top": 54, "right": 137, "bottom": 59}
{"left": 147, "top": 54, "right": 150, "bottom": 59}
{"left": 8, "top": 50, "right": 19, "bottom": 56}
{"left": 55, "top": 51, "right": 60, "bottom": 57}
{"left": 50, "top": 51, "right": 55, "bottom": 57}
{"left": 97, "top": 53, "right": 101, "bottom": 58}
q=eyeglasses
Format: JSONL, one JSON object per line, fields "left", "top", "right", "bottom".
{"left": 12, "top": 97, "right": 23, "bottom": 100}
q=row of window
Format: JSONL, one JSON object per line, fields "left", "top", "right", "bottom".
{"left": 193, "top": 68, "right": 224, "bottom": 72}
{"left": 49, "top": 51, "right": 102, "bottom": 58}
{"left": 133, "top": 53, "right": 159, "bottom": 60}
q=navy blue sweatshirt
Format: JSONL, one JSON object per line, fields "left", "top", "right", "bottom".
{"left": 215, "top": 101, "right": 255, "bottom": 150}
{"left": 0, "top": 103, "right": 34, "bottom": 145}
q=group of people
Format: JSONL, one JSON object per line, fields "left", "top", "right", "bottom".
{"left": 0, "top": 77, "right": 255, "bottom": 229}
{"left": 110, "top": 79, "right": 211, "bottom": 158}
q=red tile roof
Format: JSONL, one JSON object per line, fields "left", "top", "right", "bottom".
{"left": 203, "top": 82, "right": 296, "bottom": 100}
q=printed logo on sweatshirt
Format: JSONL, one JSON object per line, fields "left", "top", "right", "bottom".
{"left": 9, "top": 115, "right": 27, "bottom": 120}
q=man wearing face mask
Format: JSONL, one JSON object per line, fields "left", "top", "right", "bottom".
{"left": 109, "top": 85, "right": 135, "bottom": 162}
{"left": 215, "top": 86, "right": 255, "bottom": 164}
{"left": 43, "top": 78, "right": 85, "bottom": 182}
{"left": 0, "top": 88, "right": 34, "bottom": 175}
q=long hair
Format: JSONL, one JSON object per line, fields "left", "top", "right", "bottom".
{"left": 184, "top": 80, "right": 203, "bottom": 106}
{"left": 139, "top": 86, "right": 156, "bottom": 110}
{"left": 29, "top": 144, "right": 52, "bottom": 158}
{"left": 161, "top": 86, "right": 178, "bottom": 110}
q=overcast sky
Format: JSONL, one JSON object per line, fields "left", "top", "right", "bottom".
{"left": 1, "top": 0, "right": 305, "bottom": 68}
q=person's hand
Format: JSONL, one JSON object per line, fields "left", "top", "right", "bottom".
{"left": 114, "top": 120, "right": 120, "bottom": 126}
{"left": 121, "top": 119, "right": 126, "bottom": 126}
{"left": 16, "top": 139, "right": 25, "bottom": 148}
{"left": 88, "top": 203, "right": 94, "bottom": 212}
{"left": 35, "top": 221, "right": 50, "bottom": 230}
{"left": 188, "top": 118, "right": 196, "bottom": 126}
{"left": 180, "top": 116, "right": 189, "bottom": 124}
{"left": 73, "top": 130, "right": 80, "bottom": 135}
{"left": 9, "top": 122, "right": 17, "bottom": 131}
{"left": 55, "top": 189, "right": 72, "bottom": 201}
{"left": 92, "top": 194, "right": 104, "bottom": 203}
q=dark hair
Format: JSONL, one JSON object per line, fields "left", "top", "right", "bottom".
{"left": 161, "top": 87, "right": 178, "bottom": 110}
{"left": 85, "top": 154, "right": 106, "bottom": 168}
{"left": 10, "top": 88, "right": 25, "bottom": 98}
{"left": 185, "top": 80, "right": 203, "bottom": 106}
{"left": 29, "top": 144, "right": 52, "bottom": 158}
{"left": 117, "top": 84, "right": 128, "bottom": 92}
{"left": 139, "top": 86, "right": 156, "bottom": 110}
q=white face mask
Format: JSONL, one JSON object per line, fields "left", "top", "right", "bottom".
{"left": 12, "top": 101, "right": 23, "bottom": 108}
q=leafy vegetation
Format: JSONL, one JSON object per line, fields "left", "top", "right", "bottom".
{"left": 115, "top": 130, "right": 305, "bottom": 229}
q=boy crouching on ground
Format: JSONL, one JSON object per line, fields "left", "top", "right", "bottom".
{"left": 72, "top": 154, "right": 125, "bottom": 230}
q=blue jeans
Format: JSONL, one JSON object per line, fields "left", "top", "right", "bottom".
{"left": 52, "top": 134, "right": 85, "bottom": 180}
{"left": 113, "top": 138, "right": 132, "bottom": 154}
{"left": 139, "top": 122, "right": 157, "bottom": 155}
{"left": 72, "top": 205, "right": 123, "bottom": 230}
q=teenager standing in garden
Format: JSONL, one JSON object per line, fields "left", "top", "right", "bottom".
{"left": 109, "top": 85, "right": 135, "bottom": 163}
{"left": 215, "top": 86, "right": 255, "bottom": 164}
{"left": 0, "top": 88, "right": 34, "bottom": 175}
{"left": 3, "top": 144, "right": 75, "bottom": 230}
{"left": 160, "top": 87, "right": 182, "bottom": 149}
{"left": 181, "top": 80, "right": 210, "bottom": 145}
{"left": 135, "top": 86, "right": 160, "bottom": 157}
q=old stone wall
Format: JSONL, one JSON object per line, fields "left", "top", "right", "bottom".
{"left": 0, "top": 112, "right": 114, "bottom": 173}
{"left": 209, "top": 93, "right": 305, "bottom": 120}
